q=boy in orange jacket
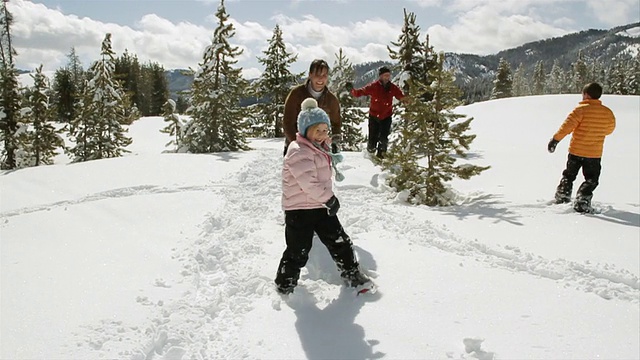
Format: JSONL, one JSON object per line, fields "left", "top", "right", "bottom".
{"left": 547, "top": 83, "right": 616, "bottom": 213}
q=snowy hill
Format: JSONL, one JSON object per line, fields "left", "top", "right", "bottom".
{"left": 1, "top": 95, "right": 639, "bottom": 359}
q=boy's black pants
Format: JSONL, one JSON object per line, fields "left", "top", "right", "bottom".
{"left": 275, "top": 208, "right": 358, "bottom": 290}
{"left": 555, "top": 153, "right": 602, "bottom": 202}
{"left": 367, "top": 116, "right": 392, "bottom": 153}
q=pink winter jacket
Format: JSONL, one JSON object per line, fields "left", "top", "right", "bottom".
{"left": 282, "top": 133, "right": 334, "bottom": 211}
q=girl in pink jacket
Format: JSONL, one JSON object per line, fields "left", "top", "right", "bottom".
{"left": 275, "top": 98, "right": 371, "bottom": 295}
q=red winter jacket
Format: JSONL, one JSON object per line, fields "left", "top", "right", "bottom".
{"left": 351, "top": 80, "right": 404, "bottom": 120}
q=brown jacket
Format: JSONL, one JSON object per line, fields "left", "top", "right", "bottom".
{"left": 553, "top": 99, "right": 616, "bottom": 158}
{"left": 283, "top": 80, "right": 341, "bottom": 143}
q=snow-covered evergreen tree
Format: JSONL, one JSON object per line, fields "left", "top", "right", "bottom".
{"left": 52, "top": 47, "right": 84, "bottom": 124}
{"left": 329, "top": 48, "right": 365, "bottom": 151}
{"left": 160, "top": 99, "right": 183, "bottom": 151}
{"left": 512, "top": 63, "right": 530, "bottom": 96}
{"left": 0, "top": 0, "right": 21, "bottom": 169}
{"left": 388, "top": 8, "right": 423, "bottom": 91}
{"left": 531, "top": 60, "right": 545, "bottom": 95}
{"left": 252, "top": 24, "right": 301, "bottom": 138}
{"left": 383, "top": 52, "right": 489, "bottom": 206}
{"left": 572, "top": 50, "right": 589, "bottom": 92}
{"left": 491, "top": 58, "right": 512, "bottom": 99}
{"left": 15, "top": 65, "right": 64, "bottom": 167}
{"left": 547, "top": 60, "right": 565, "bottom": 94}
{"left": 181, "top": 0, "right": 249, "bottom": 153}
{"left": 607, "top": 58, "right": 627, "bottom": 95}
{"left": 66, "top": 33, "right": 132, "bottom": 162}
{"left": 627, "top": 56, "right": 640, "bottom": 95}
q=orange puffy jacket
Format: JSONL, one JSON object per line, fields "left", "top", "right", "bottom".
{"left": 553, "top": 99, "right": 616, "bottom": 158}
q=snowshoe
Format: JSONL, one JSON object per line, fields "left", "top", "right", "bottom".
{"left": 275, "top": 283, "right": 294, "bottom": 295}
{"left": 341, "top": 269, "right": 376, "bottom": 296}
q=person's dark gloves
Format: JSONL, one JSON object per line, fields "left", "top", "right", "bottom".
{"left": 324, "top": 195, "right": 340, "bottom": 217}
{"left": 345, "top": 82, "right": 354, "bottom": 92}
{"left": 547, "top": 138, "right": 559, "bottom": 153}
{"left": 331, "top": 134, "right": 342, "bottom": 153}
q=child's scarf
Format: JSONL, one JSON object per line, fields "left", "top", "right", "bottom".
{"left": 313, "top": 141, "right": 345, "bottom": 182}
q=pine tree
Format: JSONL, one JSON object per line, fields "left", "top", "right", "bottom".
{"left": 67, "top": 33, "right": 132, "bottom": 162}
{"left": 512, "top": 63, "right": 530, "bottom": 96}
{"left": 547, "top": 60, "right": 565, "bottom": 94}
{"left": 253, "top": 24, "right": 301, "bottom": 138}
{"left": 0, "top": 0, "right": 21, "bottom": 169}
{"left": 16, "top": 65, "right": 64, "bottom": 167}
{"left": 160, "top": 99, "right": 183, "bottom": 151}
{"left": 388, "top": 8, "right": 424, "bottom": 92}
{"left": 531, "top": 60, "right": 545, "bottom": 95}
{"left": 175, "top": 94, "right": 189, "bottom": 113}
{"left": 607, "top": 58, "right": 627, "bottom": 95}
{"left": 627, "top": 56, "right": 640, "bottom": 95}
{"left": 329, "top": 48, "right": 365, "bottom": 151}
{"left": 51, "top": 48, "right": 84, "bottom": 124}
{"left": 572, "top": 50, "right": 589, "bottom": 92}
{"left": 383, "top": 52, "right": 489, "bottom": 206}
{"left": 181, "top": 0, "right": 249, "bottom": 153}
{"left": 148, "top": 62, "right": 169, "bottom": 116}
{"left": 52, "top": 68, "right": 75, "bottom": 123}
{"left": 491, "top": 58, "right": 512, "bottom": 99}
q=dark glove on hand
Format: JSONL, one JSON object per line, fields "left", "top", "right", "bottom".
{"left": 330, "top": 134, "right": 342, "bottom": 154}
{"left": 345, "top": 82, "right": 354, "bottom": 92}
{"left": 324, "top": 195, "right": 340, "bottom": 217}
{"left": 547, "top": 138, "right": 559, "bottom": 153}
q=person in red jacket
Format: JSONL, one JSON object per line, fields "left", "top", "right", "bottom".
{"left": 347, "top": 66, "right": 405, "bottom": 159}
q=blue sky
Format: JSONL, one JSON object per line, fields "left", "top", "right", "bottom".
{"left": 7, "top": 0, "right": 640, "bottom": 78}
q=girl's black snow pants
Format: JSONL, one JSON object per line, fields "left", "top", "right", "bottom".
{"left": 274, "top": 208, "right": 358, "bottom": 291}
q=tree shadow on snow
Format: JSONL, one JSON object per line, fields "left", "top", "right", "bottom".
{"left": 288, "top": 237, "right": 384, "bottom": 360}
{"left": 438, "top": 193, "right": 524, "bottom": 226}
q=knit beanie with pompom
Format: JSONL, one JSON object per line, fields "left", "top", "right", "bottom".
{"left": 297, "top": 98, "right": 330, "bottom": 137}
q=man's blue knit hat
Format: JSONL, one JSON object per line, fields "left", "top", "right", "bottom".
{"left": 297, "top": 98, "right": 330, "bottom": 137}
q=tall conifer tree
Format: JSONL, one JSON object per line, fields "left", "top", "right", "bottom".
{"left": 329, "top": 48, "right": 365, "bottom": 151}
{"left": 0, "top": 0, "right": 21, "bottom": 169}
{"left": 16, "top": 65, "right": 64, "bottom": 167}
{"left": 182, "top": 0, "right": 249, "bottom": 152}
{"left": 491, "top": 58, "right": 513, "bottom": 99}
{"left": 532, "top": 60, "right": 545, "bottom": 95}
{"left": 67, "top": 33, "right": 132, "bottom": 162}
{"left": 384, "top": 52, "right": 489, "bottom": 206}
{"left": 253, "top": 25, "right": 301, "bottom": 138}
{"left": 388, "top": 8, "right": 423, "bottom": 91}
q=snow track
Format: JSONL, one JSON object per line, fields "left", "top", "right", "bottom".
{"left": 63, "top": 148, "right": 637, "bottom": 358}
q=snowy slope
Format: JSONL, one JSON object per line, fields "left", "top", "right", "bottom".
{"left": 1, "top": 95, "right": 638, "bottom": 359}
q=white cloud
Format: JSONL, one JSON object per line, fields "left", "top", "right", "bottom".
{"left": 425, "top": 0, "right": 573, "bottom": 55}
{"left": 586, "top": 0, "right": 640, "bottom": 26}
{"left": 6, "top": 0, "right": 631, "bottom": 79}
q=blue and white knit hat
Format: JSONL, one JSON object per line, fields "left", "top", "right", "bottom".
{"left": 297, "top": 98, "right": 330, "bottom": 137}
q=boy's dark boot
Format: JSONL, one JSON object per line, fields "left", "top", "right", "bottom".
{"left": 375, "top": 150, "right": 385, "bottom": 159}
{"left": 554, "top": 178, "right": 573, "bottom": 204}
{"left": 275, "top": 283, "right": 294, "bottom": 295}
{"left": 574, "top": 194, "right": 593, "bottom": 213}
{"left": 341, "top": 268, "right": 370, "bottom": 287}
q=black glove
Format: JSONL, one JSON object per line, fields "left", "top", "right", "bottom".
{"left": 324, "top": 195, "right": 340, "bottom": 217}
{"left": 547, "top": 138, "right": 559, "bottom": 153}
{"left": 345, "top": 82, "right": 354, "bottom": 92}
{"left": 330, "top": 134, "right": 342, "bottom": 153}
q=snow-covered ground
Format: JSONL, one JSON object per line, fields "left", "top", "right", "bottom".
{"left": 1, "top": 94, "right": 638, "bottom": 359}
